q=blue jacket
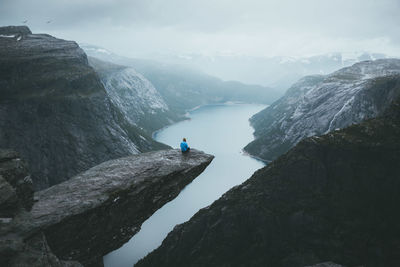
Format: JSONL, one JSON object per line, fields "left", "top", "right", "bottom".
{"left": 180, "top": 141, "right": 189, "bottom": 152}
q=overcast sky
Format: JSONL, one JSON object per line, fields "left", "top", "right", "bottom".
{"left": 1, "top": 0, "right": 400, "bottom": 58}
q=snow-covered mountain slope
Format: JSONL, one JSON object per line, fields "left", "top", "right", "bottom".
{"left": 88, "top": 57, "right": 180, "bottom": 133}
{"left": 244, "top": 59, "right": 400, "bottom": 161}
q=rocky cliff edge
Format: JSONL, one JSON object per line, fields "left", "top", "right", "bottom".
{"left": 1, "top": 149, "right": 213, "bottom": 266}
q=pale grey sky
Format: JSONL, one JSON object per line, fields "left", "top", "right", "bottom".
{"left": 1, "top": 0, "right": 400, "bottom": 58}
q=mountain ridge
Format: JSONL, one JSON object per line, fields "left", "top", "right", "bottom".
{"left": 245, "top": 58, "right": 400, "bottom": 161}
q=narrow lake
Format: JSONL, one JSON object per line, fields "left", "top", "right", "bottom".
{"left": 103, "top": 103, "right": 266, "bottom": 267}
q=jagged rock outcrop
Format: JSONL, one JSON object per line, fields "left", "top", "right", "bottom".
{"left": 136, "top": 99, "right": 400, "bottom": 267}
{"left": 0, "top": 149, "right": 72, "bottom": 267}
{"left": 0, "top": 26, "right": 167, "bottom": 190}
{"left": 88, "top": 57, "right": 182, "bottom": 133}
{"left": 2, "top": 149, "right": 213, "bottom": 266}
{"left": 0, "top": 149, "right": 33, "bottom": 217}
{"left": 245, "top": 59, "right": 400, "bottom": 161}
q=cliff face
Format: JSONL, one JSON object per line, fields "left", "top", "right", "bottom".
{"left": 245, "top": 59, "right": 400, "bottom": 161}
{"left": 1, "top": 149, "right": 213, "bottom": 266}
{"left": 88, "top": 57, "right": 182, "bottom": 133}
{"left": 0, "top": 26, "right": 167, "bottom": 190}
{"left": 136, "top": 99, "right": 400, "bottom": 267}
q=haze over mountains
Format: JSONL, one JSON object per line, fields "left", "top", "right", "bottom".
{"left": 82, "top": 44, "right": 282, "bottom": 106}
{"left": 82, "top": 44, "right": 388, "bottom": 91}
{"left": 145, "top": 51, "right": 388, "bottom": 89}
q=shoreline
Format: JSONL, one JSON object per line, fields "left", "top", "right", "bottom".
{"left": 151, "top": 101, "right": 267, "bottom": 140}
{"left": 241, "top": 149, "right": 271, "bottom": 164}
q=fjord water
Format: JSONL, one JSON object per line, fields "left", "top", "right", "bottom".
{"left": 103, "top": 104, "right": 266, "bottom": 267}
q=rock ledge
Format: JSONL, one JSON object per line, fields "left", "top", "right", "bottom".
{"left": 5, "top": 149, "right": 213, "bottom": 266}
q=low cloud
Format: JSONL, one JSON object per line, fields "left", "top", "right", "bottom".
{"left": 1, "top": 0, "right": 399, "bottom": 57}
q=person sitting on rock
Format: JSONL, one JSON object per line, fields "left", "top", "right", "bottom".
{"left": 180, "top": 138, "right": 190, "bottom": 153}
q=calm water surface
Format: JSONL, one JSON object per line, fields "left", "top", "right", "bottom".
{"left": 104, "top": 103, "right": 266, "bottom": 267}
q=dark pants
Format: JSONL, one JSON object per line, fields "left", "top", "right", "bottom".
{"left": 182, "top": 147, "right": 190, "bottom": 153}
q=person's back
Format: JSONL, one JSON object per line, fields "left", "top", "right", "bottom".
{"left": 180, "top": 138, "right": 190, "bottom": 152}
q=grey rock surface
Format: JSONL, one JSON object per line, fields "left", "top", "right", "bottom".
{"left": 245, "top": 59, "right": 400, "bottom": 161}
{"left": 0, "top": 25, "right": 31, "bottom": 36}
{"left": 0, "top": 149, "right": 33, "bottom": 216}
{"left": 89, "top": 57, "right": 181, "bottom": 133}
{"left": 6, "top": 232, "right": 83, "bottom": 267}
{"left": 0, "top": 175, "right": 18, "bottom": 216}
{"left": 8, "top": 149, "right": 213, "bottom": 266}
{"left": 0, "top": 26, "right": 167, "bottom": 190}
{"left": 0, "top": 149, "right": 42, "bottom": 266}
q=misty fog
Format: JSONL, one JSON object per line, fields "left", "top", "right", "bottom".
{"left": 1, "top": 0, "right": 400, "bottom": 88}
